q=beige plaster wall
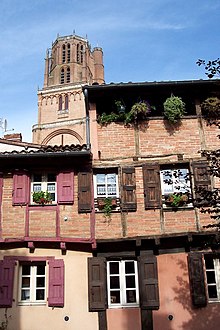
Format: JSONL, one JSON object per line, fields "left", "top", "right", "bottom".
{"left": 0, "top": 248, "right": 98, "bottom": 330}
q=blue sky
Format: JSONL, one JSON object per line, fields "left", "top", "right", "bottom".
{"left": 0, "top": 0, "right": 220, "bottom": 141}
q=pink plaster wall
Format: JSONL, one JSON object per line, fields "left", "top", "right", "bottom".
{"left": 107, "top": 308, "right": 141, "bottom": 330}
{"left": 154, "top": 253, "right": 220, "bottom": 330}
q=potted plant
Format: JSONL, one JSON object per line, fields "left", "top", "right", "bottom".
{"left": 97, "top": 197, "right": 117, "bottom": 216}
{"left": 201, "top": 97, "right": 220, "bottom": 119}
{"left": 126, "top": 100, "right": 151, "bottom": 123}
{"left": 32, "top": 191, "right": 52, "bottom": 205}
{"left": 165, "top": 193, "right": 189, "bottom": 207}
{"left": 163, "top": 95, "right": 186, "bottom": 123}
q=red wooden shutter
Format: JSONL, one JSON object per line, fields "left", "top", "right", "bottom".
{"left": 78, "top": 172, "right": 92, "bottom": 213}
{"left": 88, "top": 257, "right": 107, "bottom": 311}
{"left": 13, "top": 172, "right": 29, "bottom": 205}
{"left": 48, "top": 259, "right": 64, "bottom": 307}
{"left": 188, "top": 253, "right": 207, "bottom": 307}
{"left": 121, "top": 167, "right": 137, "bottom": 211}
{"left": 57, "top": 171, "right": 74, "bottom": 204}
{"left": 138, "top": 255, "right": 159, "bottom": 310}
{"left": 142, "top": 164, "right": 161, "bottom": 208}
{"left": 0, "top": 259, "right": 15, "bottom": 307}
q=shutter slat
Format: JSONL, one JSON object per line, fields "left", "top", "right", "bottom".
{"left": 88, "top": 257, "right": 107, "bottom": 311}
{"left": 78, "top": 172, "right": 92, "bottom": 213}
{"left": 143, "top": 164, "right": 161, "bottom": 208}
{"left": 57, "top": 171, "right": 74, "bottom": 204}
{"left": 121, "top": 167, "right": 137, "bottom": 211}
{"left": 13, "top": 172, "right": 29, "bottom": 205}
{"left": 48, "top": 259, "right": 64, "bottom": 307}
{"left": 188, "top": 253, "right": 207, "bottom": 307}
{"left": 0, "top": 259, "right": 15, "bottom": 307}
{"left": 192, "top": 162, "right": 211, "bottom": 189}
{"left": 138, "top": 255, "right": 159, "bottom": 310}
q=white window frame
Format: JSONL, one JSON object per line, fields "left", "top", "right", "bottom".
{"left": 18, "top": 263, "right": 47, "bottom": 306}
{"left": 107, "top": 260, "right": 139, "bottom": 308}
{"left": 93, "top": 172, "right": 119, "bottom": 199}
{"left": 31, "top": 173, "right": 57, "bottom": 204}
{"left": 204, "top": 256, "right": 220, "bottom": 302}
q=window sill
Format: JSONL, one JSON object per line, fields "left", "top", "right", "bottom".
{"left": 162, "top": 204, "right": 194, "bottom": 211}
{"left": 18, "top": 302, "right": 47, "bottom": 306}
{"left": 108, "top": 304, "right": 139, "bottom": 309}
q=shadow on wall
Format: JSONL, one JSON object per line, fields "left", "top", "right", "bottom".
{"left": 173, "top": 258, "right": 220, "bottom": 330}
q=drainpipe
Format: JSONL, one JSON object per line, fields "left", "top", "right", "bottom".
{"left": 83, "top": 88, "right": 91, "bottom": 150}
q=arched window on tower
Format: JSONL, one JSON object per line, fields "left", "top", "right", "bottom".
{"left": 58, "top": 95, "right": 62, "bottom": 111}
{"left": 67, "top": 43, "right": 71, "bottom": 63}
{"left": 60, "top": 68, "right": 65, "bottom": 84}
{"left": 62, "top": 44, "right": 66, "bottom": 63}
{"left": 64, "top": 95, "right": 69, "bottom": 110}
{"left": 77, "top": 44, "right": 80, "bottom": 63}
{"left": 80, "top": 45, "right": 83, "bottom": 64}
{"left": 66, "top": 67, "right": 70, "bottom": 83}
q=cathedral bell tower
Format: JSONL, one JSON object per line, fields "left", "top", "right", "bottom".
{"left": 32, "top": 34, "right": 104, "bottom": 146}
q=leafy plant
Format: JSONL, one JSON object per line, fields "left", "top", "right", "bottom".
{"left": 97, "top": 197, "right": 117, "bottom": 217}
{"left": 125, "top": 101, "right": 151, "bottom": 124}
{"left": 201, "top": 97, "right": 220, "bottom": 120}
{"left": 32, "top": 191, "right": 52, "bottom": 205}
{"left": 163, "top": 95, "right": 186, "bottom": 123}
{"left": 165, "top": 193, "right": 189, "bottom": 207}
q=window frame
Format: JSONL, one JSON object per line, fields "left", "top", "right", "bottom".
{"left": 18, "top": 262, "right": 47, "bottom": 306}
{"left": 93, "top": 171, "right": 119, "bottom": 199}
{"left": 160, "top": 165, "right": 192, "bottom": 207}
{"left": 107, "top": 260, "right": 139, "bottom": 308}
{"left": 30, "top": 172, "right": 57, "bottom": 205}
{"left": 204, "top": 255, "right": 220, "bottom": 303}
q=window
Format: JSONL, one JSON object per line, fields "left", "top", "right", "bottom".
{"left": 77, "top": 44, "right": 83, "bottom": 64}
{"left": 58, "top": 95, "right": 62, "bottom": 111}
{"left": 31, "top": 173, "right": 57, "bottom": 204}
{"left": 67, "top": 43, "right": 70, "bottom": 62}
{"left": 94, "top": 172, "right": 119, "bottom": 198}
{"left": 64, "top": 94, "right": 69, "bottom": 110}
{"left": 60, "top": 67, "right": 70, "bottom": 84}
{"left": 107, "top": 260, "right": 139, "bottom": 308}
{"left": 160, "top": 167, "right": 191, "bottom": 195}
{"left": 204, "top": 255, "right": 220, "bottom": 302}
{"left": 19, "top": 263, "right": 46, "bottom": 305}
{"left": 62, "top": 44, "right": 66, "bottom": 63}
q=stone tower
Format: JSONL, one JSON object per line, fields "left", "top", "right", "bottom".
{"left": 32, "top": 34, "right": 104, "bottom": 145}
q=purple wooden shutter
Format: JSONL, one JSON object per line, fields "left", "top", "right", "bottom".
{"left": 138, "top": 255, "right": 159, "bottom": 310}
{"left": 143, "top": 164, "right": 161, "bottom": 208}
{"left": 57, "top": 171, "right": 74, "bottom": 204}
{"left": 121, "top": 167, "right": 137, "bottom": 211}
{"left": 0, "top": 259, "right": 15, "bottom": 307}
{"left": 188, "top": 253, "right": 207, "bottom": 307}
{"left": 88, "top": 257, "right": 107, "bottom": 311}
{"left": 78, "top": 172, "right": 92, "bottom": 213}
{"left": 48, "top": 259, "right": 64, "bottom": 307}
{"left": 13, "top": 172, "right": 29, "bottom": 205}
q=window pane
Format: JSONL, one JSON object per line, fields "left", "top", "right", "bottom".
{"left": 37, "top": 265, "right": 45, "bottom": 275}
{"left": 33, "top": 184, "right": 42, "bottom": 192}
{"left": 125, "top": 275, "right": 135, "bottom": 288}
{"left": 107, "top": 174, "right": 116, "bottom": 183}
{"left": 110, "top": 276, "right": 120, "bottom": 289}
{"left": 47, "top": 173, "right": 56, "bottom": 182}
{"left": 97, "top": 185, "right": 106, "bottom": 196}
{"left": 110, "top": 291, "right": 120, "bottom": 304}
{"left": 208, "top": 285, "right": 218, "bottom": 299}
{"left": 126, "top": 290, "right": 137, "bottom": 303}
{"left": 47, "top": 183, "right": 55, "bottom": 192}
{"left": 205, "top": 257, "right": 214, "bottom": 269}
{"left": 36, "top": 277, "right": 45, "bottom": 288}
{"left": 96, "top": 174, "right": 105, "bottom": 184}
{"left": 36, "top": 289, "right": 45, "bottom": 300}
{"left": 22, "top": 265, "right": 30, "bottom": 275}
{"left": 162, "top": 170, "right": 173, "bottom": 194}
{"left": 33, "top": 174, "right": 42, "bottom": 182}
{"left": 21, "top": 289, "right": 30, "bottom": 300}
{"left": 125, "top": 261, "right": 135, "bottom": 274}
{"left": 109, "top": 262, "right": 119, "bottom": 274}
{"left": 22, "top": 277, "right": 30, "bottom": 288}
{"left": 206, "top": 271, "right": 216, "bottom": 284}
